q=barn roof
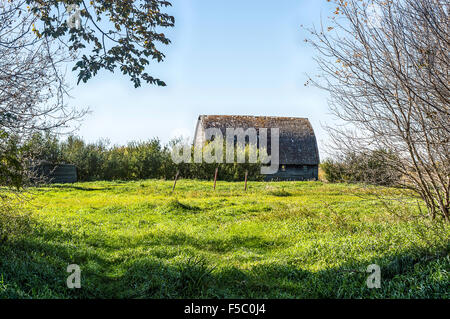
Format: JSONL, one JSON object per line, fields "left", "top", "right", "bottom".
{"left": 194, "top": 115, "right": 320, "bottom": 165}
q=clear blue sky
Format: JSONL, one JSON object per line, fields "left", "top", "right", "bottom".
{"left": 67, "top": 0, "right": 335, "bottom": 156}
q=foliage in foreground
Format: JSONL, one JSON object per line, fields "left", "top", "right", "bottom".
{"left": 0, "top": 180, "right": 448, "bottom": 299}
{"left": 27, "top": 0, "right": 175, "bottom": 87}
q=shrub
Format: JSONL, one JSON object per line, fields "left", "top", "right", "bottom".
{"left": 321, "top": 150, "right": 402, "bottom": 186}
{"left": 21, "top": 133, "right": 263, "bottom": 182}
{"left": 0, "top": 205, "right": 32, "bottom": 244}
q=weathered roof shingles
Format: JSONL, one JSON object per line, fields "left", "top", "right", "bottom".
{"left": 195, "top": 115, "right": 320, "bottom": 165}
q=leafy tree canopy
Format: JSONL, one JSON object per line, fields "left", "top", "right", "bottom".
{"left": 27, "top": 0, "right": 175, "bottom": 87}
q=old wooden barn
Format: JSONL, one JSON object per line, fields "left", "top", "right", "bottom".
{"left": 193, "top": 115, "right": 320, "bottom": 181}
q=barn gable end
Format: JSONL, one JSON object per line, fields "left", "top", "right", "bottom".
{"left": 193, "top": 115, "right": 320, "bottom": 181}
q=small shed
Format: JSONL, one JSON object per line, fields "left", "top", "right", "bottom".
{"left": 193, "top": 115, "right": 320, "bottom": 181}
{"left": 34, "top": 161, "right": 78, "bottom": 184}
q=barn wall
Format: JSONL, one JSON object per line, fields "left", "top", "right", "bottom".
{"left": 264, "top": 165, "right": 318, "bottom": 181}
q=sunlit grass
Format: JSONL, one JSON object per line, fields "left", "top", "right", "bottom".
{"left": 0, "top": 180, "right": 448, "bottom": 298}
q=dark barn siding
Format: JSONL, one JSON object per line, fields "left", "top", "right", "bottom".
{"left": 266, "top": 165, "right": 318, "bottom": 181}
{"left": 35, "top": 164, "right": 77, "bottom": 184}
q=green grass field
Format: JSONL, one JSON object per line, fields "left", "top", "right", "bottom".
{"left": 0, "top": 180, "right": 448, "bottom": 298}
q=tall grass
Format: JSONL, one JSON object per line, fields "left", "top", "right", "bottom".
{"left": 0, "top": 180, "right": 448, "bottom": 298}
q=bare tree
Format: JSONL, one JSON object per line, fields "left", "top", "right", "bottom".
{"left": 0, "top": 1, "right": 85, "bottom": 191}
{"left": 306, "top": 0, "right": 449, "bottom": 221}
{"left": 1, "top": 0, "right": 175, "bottom": 192}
